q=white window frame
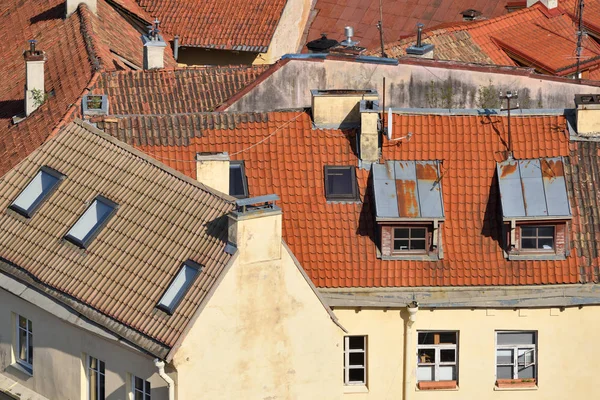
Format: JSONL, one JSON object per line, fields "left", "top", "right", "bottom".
{"left": 88, "top": 355, "right": 106, "bottom": 400}
{"left": 344, "top": 335, "right": 367, "bottom": 385}
{"left": 495, "top": 331, "right": 537, "bottom": 380}
{"left": 416, "top": 331, "right": 457, "bottom": 382}
{"left": 15, "top": 314, "right": 33, "bottom": 373}
{"left": 132, "top": 375, "right": 151, "bottom": 400}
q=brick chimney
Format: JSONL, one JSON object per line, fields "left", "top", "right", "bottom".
{"left": 527, "top": 0, "right": 557, "bottom": 8}
{"left": 143, "top": 19, "right": 167, "bottom": 70}
{"left": 196, "top": 152, "right": 230, "bottom": 195}
{"left": 228, "top": 195, "right": 282, "bottom": 264}
{"left": 23, "top": 40, "right": 47, "bottom": 116}
{"left": 359, "top": 99, "right": 381, "bottom": 164}
{"left": 66, "top": 0, "right": 97, "bottom": 17}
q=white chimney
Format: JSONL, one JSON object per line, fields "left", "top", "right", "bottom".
{"left": 527, "top": 0, "right": 557, "bottom": 9}
{"left": 575, "top": 94, "right": 600, "bottom": 137}
{"left": 359, "top": 99, "right": 381, "bottom": 164}
{"left": 196, "top": 152, "right": 230, "bottom": 195}
{"left": 66, "top": 0, "right": 97, "bottom": 17}
{"left": 143, "top": 19, "right": 167, "bottom": 70}
{"left": 24, "top": 40, "right": 47, "bottom": 117}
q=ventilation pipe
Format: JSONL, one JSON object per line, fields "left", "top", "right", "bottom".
{"left": 66, "top": 0, "right": 97, "bottom": 17}
{"left": 173, "top": 35, "right": 180, "bottom": 61}
{"left": 340, "top": 26, "right": 358, "bottom": 47}
{"left": 154, "top": 359, "right": 174, "bottom": 400}
{"left": 143, "top": 19, "right": 167, "bottom": 70}
{"left": 403, "top": 301, "right": 419, "bottom": 400}
{"left": 406, "top": 23, "right": 434, "bottom": 59}
{"left": 24, "top": 40, "right": 47, "bottom": 116}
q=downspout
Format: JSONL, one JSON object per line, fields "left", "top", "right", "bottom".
{"left": 403, "top": 301, "right": 419, "bottom": 400}
{"left": 154, "top": 359, "right": 175, "bottom": 400}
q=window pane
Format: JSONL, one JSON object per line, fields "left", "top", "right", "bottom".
{"left": 12, "top": 170, "right": 60, "bottom": 215}
{"left": 394, "top": 240, "right": 409, "bottom": 250}
{"left": 99, "top": 375, "right": 105, "bottom": 400}
{"left": 538, "top": 238, "right": 554, "bottom": 250}
{"left": 497, "top": 365, "right": 513, "bottom": 379}
{"left": 439, "top": 332, "right": 457, "bottom": 344}
{"left": 518, "top": 349, "right": 535, "bottom": 366}
{"left": 411, "top": 228, "right": 426, "bottom": 239}
{"left": 28, "top": 332, "right": 33, "bottom": 365}
{"left": 348, "top": 336, "right": 364, "bottom": 350}
{"left": 521, "top": 238, "right": 536, "bottom": 249}
{"left": 135, "top": 377, "right": 143, "bottom": 390}
{"left": 229, "top": 165, "right": 246, "bottom": 198}
{"left": 440, "top": 349, "right": 455, "bottom": 362}
{"left": 348, "top": 368, "right": 364, "bottom": 383}
{"left": 90, "top": 356, "right": 97, "bottom": 369}
{"left": 538, "top": 226, "right": 554, "bottom": 237}
{"left": 521, "top": 226, "right": 536, "bottom": 237}
{"left": 395, "top": 228, "right": 409, "bottom": 239}
{"left": 18, "top": 328, "right": 27, "bottom": 361}
{"left": 90, "top": 370, "right": 97, "bottom": 400}
{"left": 496, "top": 349, "right": 513, "bottom": 364}
{"left": 410, "top": 239, "right": 426, "bottom": 250}
{"left": 67, "top": 198, "right": 115, "bottom": 244}
{"left": 145, "top": 381, "right": 151, "bottom": 396}
{"left": 19, "top": 316, "right": 27, "bottom": 329}
{"left": 418, "top": 349, "right": 435, "bottom": 364}
{"left": 99, "top": 360, "right": 105, "bottom": 373}
{"left": 518, "top": 365, "right": 535, "bottom": 379}
{"left": 349, "top": 352, "right": 364, "bottom": 366}
{"left": 498, "top": 332, "right": 535, "bottom": 345}
{"left": 418, "top": 332, "right": 434, "bottom": 345}
{"left": 328, "top": 169, "right": 353, "bottom": 195}
{"left": 417, "top": 366, "right": 434, "bottom": 381}
{"left": 439, "top": 365, "right": 456, "bottom": 381}
{"left": 136, "top": 392, "right": 143, "bottom": 400}
{"left": 158, "top": 262, "right": 200, "bottom": 312}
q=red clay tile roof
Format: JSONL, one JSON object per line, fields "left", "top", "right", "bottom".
{"left": 0, "top": 120, "right": 235, "bottom": 352}
{"left": 306, "top": 0, "right": 510, "bottom": 51}
{"left": 374, "top": 4, "right": 600, "bottom": 77}
{"left": 89, "top": 65, "right": 269, "bottom": 115}
{"left": 0, "top": 0, "right": 177, "bottom": 180}
{"left": 97, "top": 111, "right": 598, "bottom": 287}
{"left": 116, "top": 0, "right": 289, "bottom": 51}
{"left": 561, "top": 0, "right": 600, "bottom": 37}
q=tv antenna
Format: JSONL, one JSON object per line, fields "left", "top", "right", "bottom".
{"left": 499, "top": 91, "right": 519, "bottom": 160}
{"left": 575, "top": 0, "right": 585, "bottom": 79}
{"left": 377, "top": 0, "right": 387, "bottom": 58}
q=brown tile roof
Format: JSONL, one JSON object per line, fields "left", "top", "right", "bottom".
{"left": 0, "top": 120, "right": 235, "bottom": 350}
{"left": 373, "top": 4, "right": 600, "bottom": 77}
{"left": 114, "top": 0, "right": 288, "bottom": 51}
{"left": 0, "top": 0, "right": 177, "bottom": 181}
{"left": 97, "top": 110, "right": 598, "bottom": 288}
{"left": 89, "top": 65, "right": 269, "bottom": 115}
{"left": 305, "top": 0, "right": 510, "bottom": 51}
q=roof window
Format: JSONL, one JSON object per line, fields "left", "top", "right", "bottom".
{"left": 229, "top": 161, "right": 249, "bottom": 199}
{"left": 324, "top": 166, "right": 358, "bottom": 201}
{"left": 82, "top": 94, "right": 108, "bottom": 116}
{"left": 9, "top": 166, "right": 65, "bottom": 218}
{"left": 65, "top": 196, "right": 118, "bottom": 248}
{"left": 157, "top": 260, "right": 202, "bottom": 315}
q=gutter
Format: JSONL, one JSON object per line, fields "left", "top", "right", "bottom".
{"left": 154, "top": 359, "right": 175, "bottom": 400}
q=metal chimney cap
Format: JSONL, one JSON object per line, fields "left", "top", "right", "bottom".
{"left": 341, "top": 26, "right": 358, "bottom": 47}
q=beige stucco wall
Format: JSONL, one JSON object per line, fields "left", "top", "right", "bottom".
{"left": 576, "top": 108, "right": 600, "bottom": 136}
{"left": 334, "top": 305, "right": 600, "bottom": 399}
{"left": 0, "top": 287, "right": 169, "bottom": 400}
{"left": 172, "top": 242, "right": 343, "bottom": 399}
{"left": 312, "top": 93, "right": 378, "bottom": 127}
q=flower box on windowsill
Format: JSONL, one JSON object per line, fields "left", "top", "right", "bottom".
{"left": 418, "top": 381, "right": 457, "bottom": 390}
{"left": 496, "top": 379, "right": 536, "bottom": 388}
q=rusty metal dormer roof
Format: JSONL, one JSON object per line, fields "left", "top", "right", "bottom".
{"left": 373, "top": 160, "right": 445, "bottom": 222}
{"left": 497, "top": 157, "right": 571, "bottom": 221}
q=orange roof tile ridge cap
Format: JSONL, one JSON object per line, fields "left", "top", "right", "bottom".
{"left": 77, "top": 3, "right": 105, "bottom": 72}
{"left": 69, "top": 119, "right": 238, "bottom": 204}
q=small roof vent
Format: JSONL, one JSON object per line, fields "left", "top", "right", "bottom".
{"left": 340, "top": 26, "right": 358, "bottom": 47}
{"left": 461, "top": 9, "right": 482, "bottom": 21}
{"left": 306, "top": 34, "right": 339, "bottom": 53}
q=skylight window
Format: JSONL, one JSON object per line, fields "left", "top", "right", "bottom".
{"left": 229, "top": 161, "right": 249, "bottom": 199}
{"left": 157, "top": 260, "right": 202, "bottom": 314}
{"left": 9, "top": 166, "right": 65, "bottom": 218}
{"left": 65, "top": 196, "right": 118, "bottom": 248}
{"left": 324, "top": 166, "right": 358, "bottom": 201}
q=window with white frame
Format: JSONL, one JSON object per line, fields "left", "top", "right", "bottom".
{"left": 344, "top": 336, "right": 366, "bottom": 385}
{"left": 88, "top": 356, "right": 106, "bottom": 400}
{"left": 132, "top": 376, "right": 151, "bottom": 400}
{"left": 16, "top": 315, "right": 33, "bottom": 374}
{"left": 417, "top": 331, "right": 458, "bottom": 382}
{"left": 496, "top": 331, "right": 536, "bottom": 381}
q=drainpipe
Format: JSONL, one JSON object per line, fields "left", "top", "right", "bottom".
{"left": 403, "top": 301, "right": 419, "bottom": 400}
{"left": 154, "top": 359, "right": 175, "bottom": 400}
{"left": 173, "top": 35, "right": 179, "bottom": 61}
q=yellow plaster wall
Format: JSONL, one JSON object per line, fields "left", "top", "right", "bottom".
{"left": 312, "top": 93, "right": 378, "bottom": 127}
{"left": 172, "top": 245, "right": 343, "bottom": 399}
{"left": 576, "top": 108, "right": 600, "bottom": 136}
{"left": 334, "top": 306, "right": 600, "bottom": 399}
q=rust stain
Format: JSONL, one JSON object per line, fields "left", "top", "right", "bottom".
{"left": 396, "top": 179, "right": 419, "bottom": 217}
{"left": 541, "top": 159, "right": 564, "bottom": 179}
{"left": 416, "top": 163, "right": 438, "bottom": 181}
{"left": 499, "top": 162, "right": 517, "bottom": 178}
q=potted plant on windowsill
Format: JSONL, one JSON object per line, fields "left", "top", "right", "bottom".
{"left": 418, "top": 381, "right": 457, "bottom": 390}
{"left": 496, "top": 378, "right": 536, "bottom": 388}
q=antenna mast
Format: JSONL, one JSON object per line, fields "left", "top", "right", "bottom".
{"left": 500, "top": 91, "right": 519, "bottom": 160}
{"left": 576, "top": 0, "right": 585, "bottom": 79}
{"left": 377, "top": 0, "right": 387, "bottom": 58}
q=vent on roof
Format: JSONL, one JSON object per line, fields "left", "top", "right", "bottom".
{"left": 157, "top": 260, "right": 202, "bottom": 315}
{"left": 65, "top": 196, "right": 118, "bottom": 248}
{"left": 306, "top": 34, "right": 339, "bottom": 53}
{"left": 9, "top": 166, "right": 65, "bottom": 218}
{"left": 460, "top": 9, "right": 482, "bottom": 21}
{"left": 406, "top": 23, "right": 434, "bottom": 59}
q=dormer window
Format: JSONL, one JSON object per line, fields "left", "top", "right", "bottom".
{"left": 65, "top": 196, "right": 118, "bottom": 248}
{"left": 157, "top": 260, "right": 202, "bottom": 315}
{"left": 324, "top": 166, "right": 358, "bottom": 201}
{"left": 372, "top": 161, "right": 445, "bottom": 260}
{"left": 229, "top": 161, "right": 249, "bottom": 199}
{"left": 9, "top": 166, "right": 65, "bottom": 218}
{"left": 497, "top": 157, "right": 571, "bottom": 260}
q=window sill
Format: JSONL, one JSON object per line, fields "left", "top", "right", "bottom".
{"left": 495, "top": 379, "right": 537, "bottom": 390}
{"left": 508, "top": 253, "right": 565, "bottom": 261}
{"left": 8, "top": 362, "right": 33, "bottom": 377}
{"left": 343, "top": 385, "right": 369, "bottom": 394}
{"left": 417, "top": 381, "right": 458, "bottom": 391}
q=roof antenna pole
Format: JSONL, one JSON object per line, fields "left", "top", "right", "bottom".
{"left": 576, "top": 0, "right": 585, "bottom": 79}
{"left": 377, "top": 0, "right": 387, "bottom": 58}
{"left": 382, "top": 77, "right": 386, "bottom": 135}
{"left": 500, "top": 91, "right": 519, "bottom": 160}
